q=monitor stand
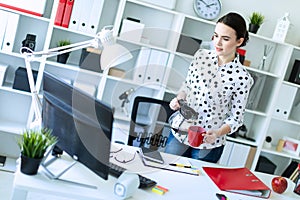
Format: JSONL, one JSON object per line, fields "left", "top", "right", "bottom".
{"left": 41, "top": 146, "right": 97, "bottom": 189}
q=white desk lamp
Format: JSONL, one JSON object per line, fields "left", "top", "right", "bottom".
{"left": 20, "top": 26, "right": 132, "bottom": 129}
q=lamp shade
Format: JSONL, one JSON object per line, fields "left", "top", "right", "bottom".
{"left": 100, "top": 43, "right": 132, "bottom": 70}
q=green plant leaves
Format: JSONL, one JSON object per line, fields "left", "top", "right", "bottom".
{"left": 18, "top": 128, "right": 57, "bottom": 159}
{"left": 57, "top": 39, "right": 71, "bottom": 47}
{"left": 249, "top": 12, "right": 265, "bottom": 26}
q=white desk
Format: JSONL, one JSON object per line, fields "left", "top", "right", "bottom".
{"left": 11, "top": 144, "right": 300, "bottom": 200}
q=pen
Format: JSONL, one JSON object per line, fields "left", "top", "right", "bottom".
{"left": 216, "top": 193, "right": 228, "bottom": 200}
{"left": 169, "top": 163, "right": 196, "bottom": 168}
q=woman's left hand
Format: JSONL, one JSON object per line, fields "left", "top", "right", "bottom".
{"left": 203, "top": 130, "right": 220, "bottom": 144}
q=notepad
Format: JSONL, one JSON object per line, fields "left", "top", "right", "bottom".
{"left": 140, "top": 147, "right": 164, "bottom": 164}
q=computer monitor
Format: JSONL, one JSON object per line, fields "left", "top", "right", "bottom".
{"left": 42, "top": 71, "right": 114, "bottom": 180}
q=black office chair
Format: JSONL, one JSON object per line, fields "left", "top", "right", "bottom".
{"left": 127, "top": 96, "right": 175, "bottom": 151}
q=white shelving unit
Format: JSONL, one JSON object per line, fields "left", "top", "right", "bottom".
{"left": 0, "top": 0, "right": 299, "bottom": 175}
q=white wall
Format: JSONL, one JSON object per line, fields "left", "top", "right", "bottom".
{"left": 175, "top": 0, "right": 300, "bottom": 46}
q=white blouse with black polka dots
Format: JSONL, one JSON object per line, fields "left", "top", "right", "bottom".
{"left": 172, "top": 49, "right": 254, "bottom": 149}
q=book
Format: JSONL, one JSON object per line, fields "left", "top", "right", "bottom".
{"left": 86, "top": 0, "right": 104, "bottom": 34}
{"left": 282, "top": 160, "right": 299, "bottom": 179}
{"left": 140, "top": 147, "right": 164, "bottom": 164}
{"left": 144, "top": 49, "right": 169, "bottom": 84}
{"left": 68, "top": 0, "right": 83, "bottom": 30}
{"left": 61, "top": 0, "right": 74, "bottom": 28}
{"left": 0, "top": 155, "right": 6, "bottom": 167}
{"left": 54, "top": 0, "right": 67, "bottom": 26}
{"left": 77, "top": 0, "right": 94, "bottom": 32}
{"left": 203, "top": 167, "right": 271, "bottom": 198}
{"left": 0, "top": 10, "right": 8, "bottom": 50}
{"left": 133, "top": 47, "right": 151, "bottom": 84}
{"left": 2, "top": 12, "right": 19, "bottom": 52}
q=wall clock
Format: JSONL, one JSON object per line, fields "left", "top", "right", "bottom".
{"left": 193, "top": 0, "right": 222, "bottom": 20}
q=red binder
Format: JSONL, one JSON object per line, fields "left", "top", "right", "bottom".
{"left": 61, "top": 0, "right": 74, "bottom": 28}
{"left": 54, "top": 0, "right": 67, "bottom": 26}
{"left": 203, "top": 167, "right": 271, "bottom": 198}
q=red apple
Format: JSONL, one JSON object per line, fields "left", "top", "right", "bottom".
{"left": 271, "top": 176, "right": 288, "bottom": 194}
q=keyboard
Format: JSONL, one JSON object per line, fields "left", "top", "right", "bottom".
{"left": 109, "top": 162, "right": 157, "bottom": 189}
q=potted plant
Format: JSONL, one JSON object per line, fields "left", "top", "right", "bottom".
{"left": 18, "top": 128, "right": 57, "bottom": 175}
{"left": 56, "top": 39, "right": 71, "bottom": 64}
{"left": 248, "top": 12, "right": 265, "bottom": 34}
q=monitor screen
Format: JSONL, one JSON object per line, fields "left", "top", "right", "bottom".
{"left": 42, "top": 71, "right": 114, "bottom": 180}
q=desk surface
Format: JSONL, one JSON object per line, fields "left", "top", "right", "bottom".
{"left": 11, "top": 143, "right": 299, "bottom": 200}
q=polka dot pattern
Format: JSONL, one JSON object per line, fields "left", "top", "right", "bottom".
{"left": 173, "top": 49, "right": 254, "bottom": 149}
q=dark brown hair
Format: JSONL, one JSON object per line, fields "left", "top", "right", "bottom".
{"left": 217, "top": 12, "right": 249, "bottom": 47}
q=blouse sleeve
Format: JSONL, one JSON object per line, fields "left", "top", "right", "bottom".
{"left": 178, "top": 49, "right": 202, "bottom": 94}
{"left": 224, "top": 70, "right": 254, "bottom": 134}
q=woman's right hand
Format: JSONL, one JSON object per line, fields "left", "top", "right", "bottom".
{"left": 169, "top": 98, "right": 180, "bottom": 110}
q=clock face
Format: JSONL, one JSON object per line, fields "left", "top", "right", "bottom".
{"left": 194, "top": 0, "right": 221, "bottom": 20}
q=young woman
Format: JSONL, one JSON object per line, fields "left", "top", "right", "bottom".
{"left": 165, "top": 12, "right": 254, "bottom": 163}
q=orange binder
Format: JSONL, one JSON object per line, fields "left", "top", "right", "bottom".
{"left": 61, "top": 0, "right": 74, "bottom": 28}
{"left": 54, "top": 0, "right": 67, "bottom": 26}
{"left": 203, "top": 167, "right": 271, "bottom": 198}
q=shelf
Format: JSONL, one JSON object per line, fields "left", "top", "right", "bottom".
{"left": 0, "top": 6, "right": 51, "bottom": 22}
{"left": 249, "top": 32, "right": 292, "bottom": 46}
{"left": 246, "top": 67, "right": 280, "bottom": 78}
{"left": 283, "top": 80, "right": 300, "bottom": 89}
{"left": 0, "top": 84, "right": 32, "bottom": 96}
{"left": 245, "top": 109, "right": 267, "bottom": 117}
{"left": 45, "top": 61, "right": 103, "bottom": 87}
{"left": 128, "top": 0, "right": 179, "bottom": 15}
{"left": 271, "top": 116, "right": 300, "bottom": 126}
{"left": 0, "top": 157, "right": 17, "bottom": 173}
{"left": 114, "top": 108, "right": 130, "bottom": 122}
{"left": 227, "top": 136, "right": 258, "bottom": 147}
{"left": 53, "top": 25, "right": 96, "bottom": 38}
{"left": 117, "top": 37, "right": 176, "bottom": 54}
{"left": 0, "top": 0, "right": 300, "bottom": 173}
{"left": 261, "top": 146, "right": 300, "bottom": 161}
{"left": 0, "top": 121, "right": 26, "bottom": 135}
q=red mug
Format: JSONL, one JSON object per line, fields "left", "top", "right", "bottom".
{"left": 188, "top": 126, "right": 206, "bottom": 147}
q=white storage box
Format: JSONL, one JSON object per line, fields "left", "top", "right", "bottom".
{"left": 120, "top": 19, "right": 145, "bottom": 43}
{"left": 273, "top": 84, "right": 297, "bottom": 119}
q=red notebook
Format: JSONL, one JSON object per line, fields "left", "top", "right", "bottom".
{"left": 203, "top": 167, "right": 271, "bottom": 198}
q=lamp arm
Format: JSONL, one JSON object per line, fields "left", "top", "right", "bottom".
{"left": 21, "top": 39, "right": 98, "bottom": 62}
{"left": 24, "top": 57, "right": 42, "bottom": 129}
{"left": 21, "top": 25, "right": 130, "bottom": 129}
{"left": 22, "top": 38, "right": 101, "bottom": 129}
{"left": 23, "top": 24, "right": 114, "bottom": 61}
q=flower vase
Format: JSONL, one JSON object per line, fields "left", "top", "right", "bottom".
{"left": 20, "top": 154, "right": 43, "bottom": 175}
{"left": 249, "top": 24, "right": 260, "bottom": 34}
{"left": 57, "top": 52, "right": 70, "bottom": 64}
